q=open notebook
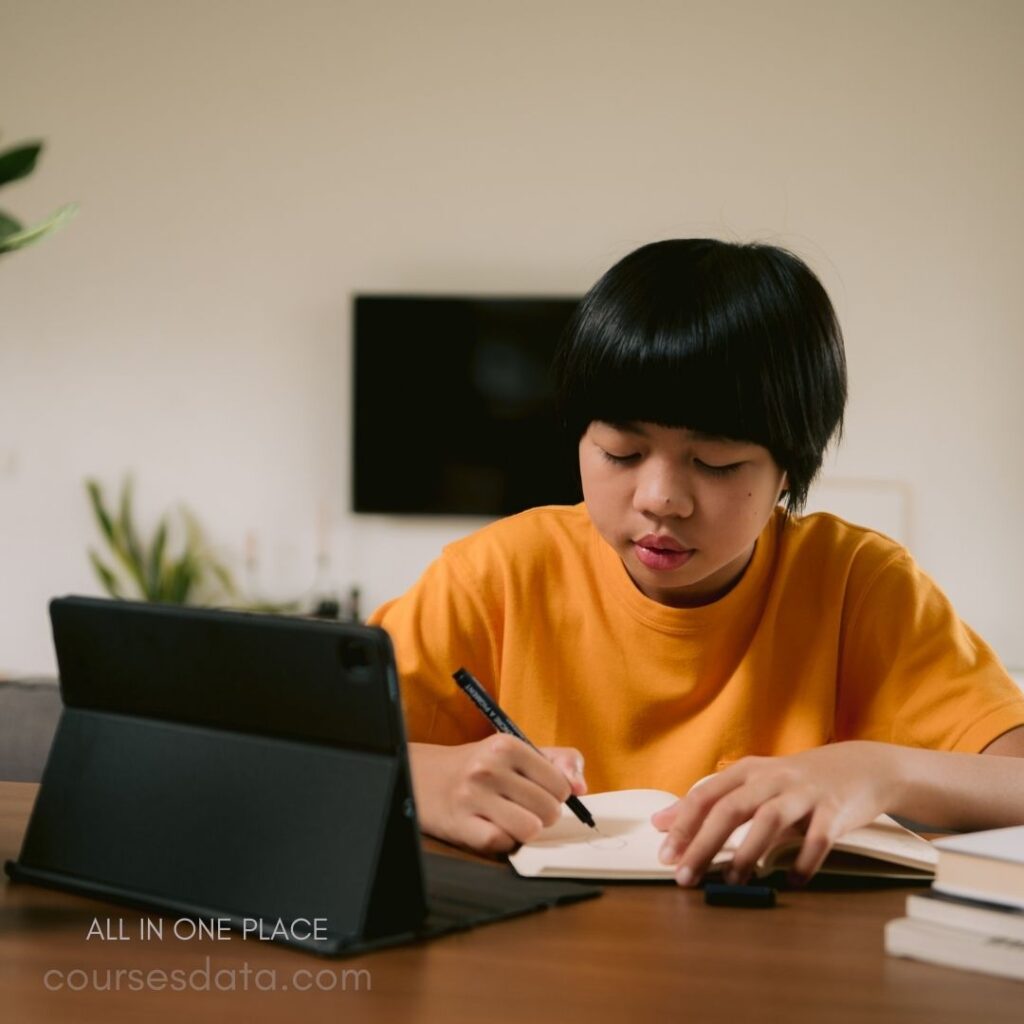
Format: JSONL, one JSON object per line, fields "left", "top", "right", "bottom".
{"left": 509, "top": 789, "right": 938, "bottom": 881}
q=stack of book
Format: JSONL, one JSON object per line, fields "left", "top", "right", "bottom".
{"left": 885, "top": 824, "right": 1024, "bottom": 981}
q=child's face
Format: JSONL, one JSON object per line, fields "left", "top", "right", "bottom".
{"left": 579, "top": 421, "right": 788, "bottom": 607}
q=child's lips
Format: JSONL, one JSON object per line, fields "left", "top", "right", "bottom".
{"left": 634, "top": 541, "right": 695, "bottom": 571}
{"left": 636, "top": 533, "right": 693, "bottom": 553}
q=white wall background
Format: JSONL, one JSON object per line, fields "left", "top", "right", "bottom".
{"left": 1, "top": 0, "right": 1022, "bottom": 676}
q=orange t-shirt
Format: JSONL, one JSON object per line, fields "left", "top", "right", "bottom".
{"left": 368, "top": 504, "right": 1024, "bottom": 794}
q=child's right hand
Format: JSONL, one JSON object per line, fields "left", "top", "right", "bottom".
{"left": 407, "top": 738, "right": 588, "bottom": 855}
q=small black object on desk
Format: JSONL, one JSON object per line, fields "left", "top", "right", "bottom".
{"left": 704, "top": 882, "right": 777, "bottom": 908}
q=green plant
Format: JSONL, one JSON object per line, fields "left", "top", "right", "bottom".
{"left": 86, "top": 476, "right": 237, "bottom": 605}
{"left": 0, "top": 138, "right": 77, "bottom": 255}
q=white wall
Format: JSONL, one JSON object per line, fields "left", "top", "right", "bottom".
{"left": 1, "top": 0, "right": 1022, "bottom": 676}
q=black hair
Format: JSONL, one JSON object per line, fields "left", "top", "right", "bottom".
{"left": 553, "top": 238, "right": 847, "bottom": 515}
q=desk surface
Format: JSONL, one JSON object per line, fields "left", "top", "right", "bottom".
{"left": 1, "top": 781, "right": 1019, "bottom": 1022}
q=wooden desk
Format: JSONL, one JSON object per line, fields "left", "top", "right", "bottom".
{"left": 1, "top": 782, "right": 1018, "bottom": 1022}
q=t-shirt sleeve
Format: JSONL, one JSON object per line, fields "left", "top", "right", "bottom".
{"left": 836, "top": 549, "right": 1024, "bottom": 752}
{"left": 367, "top": 548, "right": 501, "bottom": 746}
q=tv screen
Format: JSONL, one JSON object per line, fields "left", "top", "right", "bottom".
{"left": 353, "top": 295, "right": 583, "bottom": 516}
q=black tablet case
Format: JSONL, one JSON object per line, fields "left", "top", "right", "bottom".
{"left": 5, "top": 597, "right": 600, "bottom": 955}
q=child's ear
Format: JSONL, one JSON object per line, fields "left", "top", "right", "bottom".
{"left": 779, "top": 472, "right": 789, "bottom": 499}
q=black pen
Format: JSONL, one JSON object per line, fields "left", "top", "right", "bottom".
{"left": 452, "top": 667, "right": 596, "bottom": 829}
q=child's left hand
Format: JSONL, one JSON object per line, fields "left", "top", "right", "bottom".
{"left": 650, "top": 741, "right": 902, "bottom": 886}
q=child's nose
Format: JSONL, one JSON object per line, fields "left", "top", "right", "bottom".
{"left": 632, "top": 462, "right": 694, "bottom": 517}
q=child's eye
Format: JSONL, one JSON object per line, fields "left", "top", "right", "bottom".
{"left": 696, "top": 459, "right": 742, "bottom": 477}
{"left": 600, "top": 449, "right": 640, "bottom": 465}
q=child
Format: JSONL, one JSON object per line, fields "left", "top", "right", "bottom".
{"left": 368, "top": 239, "right": 1024, "bottom": 886}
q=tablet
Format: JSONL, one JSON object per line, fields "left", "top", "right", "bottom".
{"left": 5, "top": 597, "right": 599, "bottom": 955}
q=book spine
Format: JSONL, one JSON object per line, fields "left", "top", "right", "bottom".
{"left": 885, "top": 918, "right": 1024, "bottom": 982}
{"left": 906, "top": 894, "right": 1024, "bottom": 943}
{"left": 933, "top": 882, "right": 1024, "bottom": 912}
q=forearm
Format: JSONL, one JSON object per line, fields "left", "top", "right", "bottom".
{"left": 883, "top": 742, "right": 1024, "bottom": 831}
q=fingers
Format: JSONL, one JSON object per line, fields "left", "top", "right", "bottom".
{"left": 721, "top": 791, "right": 813, "bottom": 884}
{"left": 460, "top": 742, "right": 594, "bottom": 855}
{"left": 651, "top": 798, "right": 683, "bottom": 828}
{"left": 476, "top": 756, "right": 566, "bottom": 827}
{"left": 661, "top": 775, "right": 841, "bottom": 888}
{"left": 539, "top": 746, "right": 588, "bottom": 794}
{"left": 789, "top": 805, "right": 839, "bottom": 882}
{"left": 456, "top": 807, "right": 536, "bottom": 856}
{"left": 657, "top": 764, "right": 753, "bottom": 865}
{"left": 461, "top": 798, "right": 552, "bottom": 856}
{"left": 504, "top": 739, "right": 574, "bottom": 806}
{"left": 663, "top": 782, "right": 782, "bottom": 886}
{"left": 653, "top": 747, "right": 884, "bottom": 888}
{"left": 414, "top": 738, "right": 585, "bottom": 856}
{"left": 457, "top": 735, "right": 570, "bottom": 837}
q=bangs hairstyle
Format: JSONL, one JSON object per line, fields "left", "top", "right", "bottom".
{"left": 553, "top": 238, "right": 848, "bottom": 515}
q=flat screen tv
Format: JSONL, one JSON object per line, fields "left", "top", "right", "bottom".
{"left": 353, "top": 295, "right": 583, "bottom": 516}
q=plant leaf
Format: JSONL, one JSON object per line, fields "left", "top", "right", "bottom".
{"left": 209, "top": 561, "right": 238, "bottom": 597}
{"left": 0, "top": 142, "right": 41, "bottom": 188}
{"left": 0, "top": 202, "right": 77, "bottom": 254}
{"left": 168, "top": 554, "right": 198, "bottom": 604}
{"left": 180, "top": 506, "right": 204, "bottom": 551}
{"left": 147, "top": 518, "right": 168, "bottom": 598}
{"left": 163, "top": 558, "right": 182, "bottom": 604}
{"left": 0, "top": 210, "right": 22, "bottom": 240}
{"left": 87, "top": 476, "right": 233, "bottom": 606}
{"left": 116, "top": 476, "right": 149, "bottom": 597}
{"left": 88, "top": 477, "right": 146, "bottom": 598}
{"left": 88, "top": 550, "right": 123, "bottom": 599}
{"left": 86, "top": 479, "right": 117, "bottom": 548}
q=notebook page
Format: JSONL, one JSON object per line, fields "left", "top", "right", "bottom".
{"left": 509, "top": 789, "right": 678, "bottom": 878}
